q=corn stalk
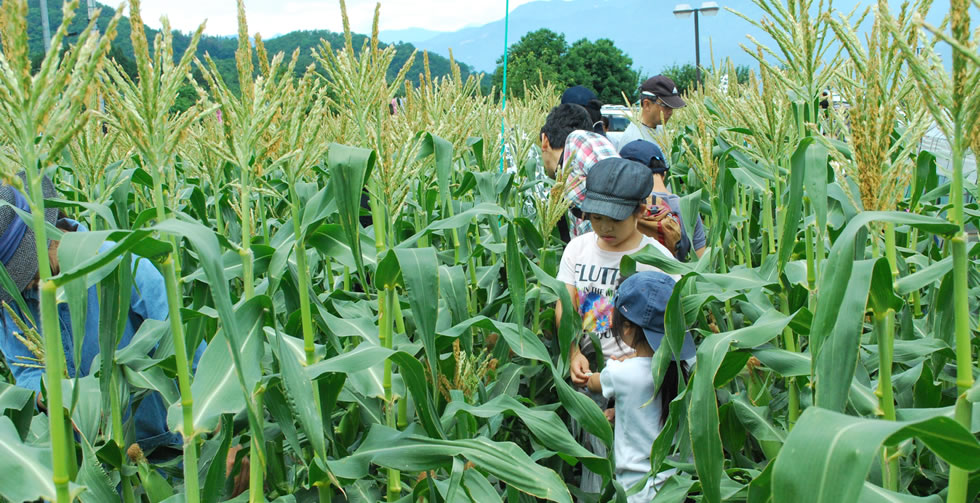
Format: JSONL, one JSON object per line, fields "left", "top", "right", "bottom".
{"left": 0, "top": 2, "right": 120, "bottom": 501}
{"left": 198, "top": 0, "right": 296, "bottom": 301}
{"left": 99, "top": 1, "right": 211, "bottom": 499}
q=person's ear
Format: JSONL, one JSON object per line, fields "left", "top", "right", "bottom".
{"left": 541, "top": 132, "right": 551, "bottom": 151}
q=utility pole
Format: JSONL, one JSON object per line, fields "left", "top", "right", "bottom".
{"left": 39, "top": 0, "right": 52, "bottom": 52}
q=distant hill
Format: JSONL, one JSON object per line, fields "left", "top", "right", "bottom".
{"left": 378, "top": 27, "right": 445, "bottom": 45}
{"left": 378, "top": 0, "right": 958, "bottom": 76}
{"left": 21, "top": 0, "right": 488, "bottom": 95}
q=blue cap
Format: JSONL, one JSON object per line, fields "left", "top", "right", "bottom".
{"left": 614, "top": 271, "right": 696, "bottom": 360}
{"left": 620, "top": 140, "right": 668, "bottom": 174}
{"left": 561, "top": 85, "right": 598, "bottom": 107}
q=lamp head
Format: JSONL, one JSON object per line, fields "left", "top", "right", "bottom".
{"left": 701, "top": 1, "right": 721, "bottom": 15}
{"left": 673, "top": 3, "right": 694, "bottom": 18}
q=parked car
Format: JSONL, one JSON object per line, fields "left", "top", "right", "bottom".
{"left": 601, "top": 105, "right": 632, "bottom": 146}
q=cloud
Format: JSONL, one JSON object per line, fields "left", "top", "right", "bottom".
{"left": 136, "top": 0, "right": 537, "bottom": 36}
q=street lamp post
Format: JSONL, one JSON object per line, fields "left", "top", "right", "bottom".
{"left": 673, "top": 2, "right": 720, "bottom": 89}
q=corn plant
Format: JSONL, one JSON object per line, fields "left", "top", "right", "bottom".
{"left": 1, "top": 1, "right": 978, "bottom": 503}
{"left": 0, "top": 1, "right": 120, "bottom": 501}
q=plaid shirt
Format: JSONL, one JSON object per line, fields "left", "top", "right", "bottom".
{"left": 561, "top": 131, "right": 619, "bottom": 237}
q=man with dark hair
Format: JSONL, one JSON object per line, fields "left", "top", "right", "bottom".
{"left": 540, "top": 103, "right": 594, "bottom": 178}
{"left": 620, "top": 140, "right": 706, "bottom": 259}
{"left": 540, "top": 103, "right": 620, "bottom": 240}
{"left": 616, "top": 75, "right": 686, "bottom": 151}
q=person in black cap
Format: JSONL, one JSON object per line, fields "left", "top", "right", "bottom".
{"left": 561, "top": 85, "right": 606, "bottom": 136}
{"left": 555, "top": 157, "right": 679, "bottom": 494}
{"left": 616, "top": 75, "right": 686, "bottom": 151}
{"left": 620, "top": 139, "right": 707, "bottom": 259}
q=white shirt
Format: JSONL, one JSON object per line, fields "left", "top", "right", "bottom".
{"left": 600, "top": 357, "right": 673, "bottom": 502}
{"left": 557, "top": 232, "right": 677, "bottom": 359}
{"left": 616, "top": 121, "right": 663, "bottom": 151}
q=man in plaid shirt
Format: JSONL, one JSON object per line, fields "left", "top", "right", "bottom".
{"left": 540, "top": 104, "right": 620, "bottom": 240}
{"left": 561, "top": 130, "right": 620, "bottom": 236}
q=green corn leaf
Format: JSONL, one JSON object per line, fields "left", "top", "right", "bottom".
{"left": 894, "top": 256, "right": 952, "bottom": 295}
{"left": 444, "top": 457, "right": 465, "bottom": 503}
{"left": 689, "top": 310, "right": 795, "bottom": 503}
{"left": 772, "top": 407, "right": 980, "bottom": 503}
{"left": 327, "top": 143, "right": 376, "bottom": 288}
{"left": 305, "top": 345, "right": 445, "bottom": 439}
{"left": 438, "top": 265, "right": 469, "bottom": 325}
{"left": 393, "top": 247, "right": 440, "bottom": 400}
{"left": 76, "top": 436, "right": 117, "bottom": 503}
{"left": 859, "top": 482, "right": 942, "bottom": 503}
{"left": 814, "top": 259, "right": 875, "bottom": 412}
{"left": 505, "top": 222, "right": 527, "bottom": 349}
{"left": 778, "top": 138, "right": 813, "bottom": 272}
{"left": 417, "top": 132, "right": 453, "bottom": 208}
{"left": 329, "top": 425, "right": 572, "bottom": 503}
{"left": 442, "top": 394, "right": 611, "bottom": 479}
{"left": 201, "top": 415, "right": 234, "bottom": 503}
{"left": 166, "top": 295, "right": 266, "bottom": 433}
{"left": 731, "top": 394, "right": 785, "bottom": 444}
{"left": 803, "top": 140, "right": 829, "bottom": 233}
{"left": 0, "top": 381, "right": 33, "bottom": 412}
{"left": 810, "top": 212, "right": 958, "bottom": 411}
{"left": 275, "top": 329, "right": 327, "bottom": 466}
{"left": 0, "top": 417, "right": 82, "bottom": 503}
{"left": 751, "top": 348, "right": 811, "bottom": 377}
{"left": 463, "top": 469, "right": 503, "bottom": 503}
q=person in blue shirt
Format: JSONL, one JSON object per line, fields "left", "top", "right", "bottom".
{"left": 0, "top": 173, "right": 199, "bottom": 453}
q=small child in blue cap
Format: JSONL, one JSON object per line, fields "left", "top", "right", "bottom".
{"left": 586, "top": 270, "right": 695, "bottom": 502}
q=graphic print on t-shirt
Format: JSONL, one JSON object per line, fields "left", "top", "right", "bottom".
{"left": 572, "top": 262, "right": 622, "bottom": 339}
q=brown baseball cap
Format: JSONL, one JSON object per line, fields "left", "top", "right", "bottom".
{"left": 639, "top": 75, "right": 686, "bottom": 109}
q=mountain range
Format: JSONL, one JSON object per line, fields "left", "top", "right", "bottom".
{"left": 379, "top": 0, "right": 959, "bottom": 76}
{"left": 20, "top": 0, "right": 484, "bottom": 95}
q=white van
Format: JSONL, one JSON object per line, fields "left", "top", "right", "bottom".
{"left": 601, "top": 105, "right": 633, "bottom": 146}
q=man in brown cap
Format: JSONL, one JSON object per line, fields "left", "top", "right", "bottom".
{"left": 615, "top": 75, "right": 686, "bottom": 151}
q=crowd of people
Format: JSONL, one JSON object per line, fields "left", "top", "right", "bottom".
{"left": 0, "top": 74, "right": 700, "bottom": 500}
{"left": 545, "top": 75, "right": 703, "bottom": 500}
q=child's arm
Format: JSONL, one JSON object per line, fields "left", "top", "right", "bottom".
{"left": 586, "top": 371, "right": 601, "bottom": 393}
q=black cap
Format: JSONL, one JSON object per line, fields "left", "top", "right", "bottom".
{"left": 620, "top": 140, "right": 668, "bottom": 173}
{"left": 581, "top": 158, "right": 654, "bottom": 221}
{"left": 639, "top": 76, "right": 686, "bottom": 109}
{"left": 561, "top": 85, "right": 598, "bottom": 107}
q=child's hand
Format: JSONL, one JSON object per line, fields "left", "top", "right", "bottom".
{"left": 570, "top": 352, "right": 592, "bottom": 386}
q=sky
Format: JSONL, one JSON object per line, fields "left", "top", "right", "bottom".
{"left": 135, "top": 0, "right": 538, "bottom": 37}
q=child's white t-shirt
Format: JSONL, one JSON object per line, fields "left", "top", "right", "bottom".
{"left": 600, "top": 357, "right": 670, "bottom": 501}
{"left": 557, "top": 232, "right": 676, "bottom": 359}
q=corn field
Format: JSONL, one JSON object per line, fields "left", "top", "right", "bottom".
{"left": 0, "top": 0, "right": 977, "bottom": 502}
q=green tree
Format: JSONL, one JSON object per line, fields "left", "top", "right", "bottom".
{"left": 564, "top": 38, "right": 638, "bottom": 104}
{"left": 493, "top": 29, "right": 639, "bottom": 103}
{"left": 658, "top": 63, "right": 751, "bottom": 95}
{"left": 493, "top": 29, "right": 568, "bottom": 99}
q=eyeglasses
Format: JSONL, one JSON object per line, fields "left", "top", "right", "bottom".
{"left": 640, "top": 91, "right": 673, "bottom": 109}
